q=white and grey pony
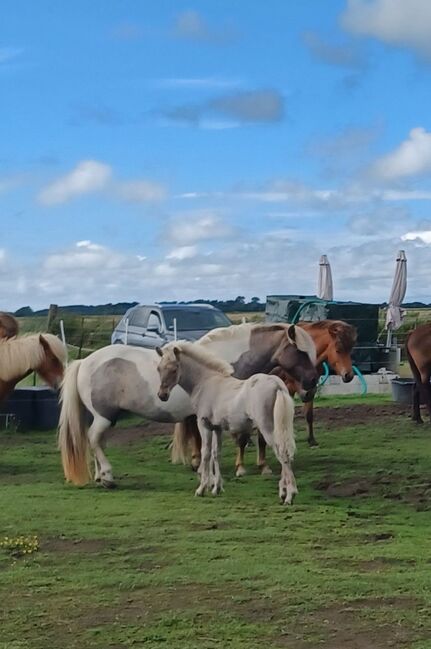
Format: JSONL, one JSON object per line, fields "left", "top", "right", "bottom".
{"left": 58, "top": 323, "right": 317, "bottom": 488}
{"left": 157, "top": 341, "right": 297, "bottom": 504}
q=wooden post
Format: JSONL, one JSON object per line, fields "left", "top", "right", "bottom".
{"left": 46, "top": 304, "right": 58, "bottom": 332}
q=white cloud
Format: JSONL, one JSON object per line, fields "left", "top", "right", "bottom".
{"left": 43, "top": 240, "right": 124, "bottom": 271}
{"left": 341, "top": 0, "right": 431, "bottom": 58}
{"left": 370, "top": 127, "right": 431, "bottom": 180}
{"left": 402, "top": 230, "right": 431, "bottom": 244}
{"left": 116, "top": 179, "right": 166, "bottom": 202}
{"left": 38, "top": 160, "right": 112, "bottom": 205}
{"left": 166, "top": 212, "right": 234, "bottom": 245}
{"left": 166, "top": 245, "right": 198, "bottom": 260}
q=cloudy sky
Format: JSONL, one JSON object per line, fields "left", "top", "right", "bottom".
{"left": 2, "top": 0, "right": 431, "bottom": 310}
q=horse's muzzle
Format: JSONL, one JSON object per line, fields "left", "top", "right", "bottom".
{"left": 158, "top": 390, "right": 169, "bottom": 402}
{"left": 342, "top": 372, "right": 354, "bottom": 383}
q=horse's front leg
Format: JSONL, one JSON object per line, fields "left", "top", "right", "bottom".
{"left": 304, "top": 400, "right": 318, "bottom": 446}
{"left": 187, "top": 416, "right": 202, "bottom": 471}
{"left": 412, "top": 381, "right": 423, "bottom": 424}
{"left": 195, "top": 420, "right": 212, "bottom": 497}
{"left": 257, "top": 433, "right": 272, "bottom": 475}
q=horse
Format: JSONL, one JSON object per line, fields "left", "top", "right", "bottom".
{"left": 0, "top": 333, "right": 67, "bottom": 404}
{"left": 0, "top": 312, "right": 19, "bottom": 340}
{"left": 58, "top": 322, "right": 318, "bottom": 488}
{"left": 405, "top": 323, "right": 431, "bottom": 423}
{"left": 236, "top": 319, "right": 358, "bottom": 475}
{"left": 157, "top": 342, "right": 297, "bottom": 504}
{"left": 181, "top": 319, "right": 357, "bottom": 476}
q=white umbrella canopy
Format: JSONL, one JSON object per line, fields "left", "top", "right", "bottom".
{"left": 385, "top": 250, "right": 407, "bottom": 333}
{"left": 318, "top": 254, "right": 334, "bottom": 301}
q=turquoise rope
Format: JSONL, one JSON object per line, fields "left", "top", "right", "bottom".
{"left": 319, "top": 361, "right": 330, "bottom": 386}
{"left": 353, "top": 364, "right": 367, "bottom": 395}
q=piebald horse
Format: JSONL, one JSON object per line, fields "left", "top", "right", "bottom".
{"left": 176, "top": 319, "right": 357, "bottom": 475}
{"left": 58, "top": 322, "right": 318, "bottom": 487}
{"left": 0, "top": 334, "right": 66, "bottom": 403}
{"left": 157, "top": 342, "right": 297, "bottom": 504}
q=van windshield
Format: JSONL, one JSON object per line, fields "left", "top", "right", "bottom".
{"left": 162, "top": 309, "right": 231, "bottom": 331}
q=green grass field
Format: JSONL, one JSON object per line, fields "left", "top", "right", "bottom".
{"left": 1, "top": 398, "right": 431, "bottom": 648}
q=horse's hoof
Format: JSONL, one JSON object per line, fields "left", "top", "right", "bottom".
{"left": 260, "top": 465, "right": 273, "bottom": 476}
{"left": 235, "top": 465, "right": 247, "bottom": 478}
{"left": 195, "top": 487, "right": 205, "bottom": 497}
{"left": 308, "top": 439, "right": 319, "bottom": 448}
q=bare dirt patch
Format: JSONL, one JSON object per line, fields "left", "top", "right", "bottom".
{"left": 279, "top": 597, "right": 423, "bottom": 649}
{"left": 43, "top": 537, "right": 108, "bottom": 553}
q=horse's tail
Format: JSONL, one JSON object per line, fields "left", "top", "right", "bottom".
{"left": 58, "top": 360, "right": 91, "bottom": 486}
{"left": 273, "top": 388, "right": 296, "bottom": 461}
{"left": 171, "top": 421, "right": 191, "bottom": 465}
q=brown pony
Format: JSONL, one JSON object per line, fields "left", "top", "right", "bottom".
{"left": 0, "top": 333, "right": 66, "bottom": 404}
{"left": 0, "top": 312, "right": 18, "bottom": 340}
{"left": 240, "top": 319, "right": 357, "bottom": 475}
{"left": 405, "top": 323, "right": 431, "bottom": 423}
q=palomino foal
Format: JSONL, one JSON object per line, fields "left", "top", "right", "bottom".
{"left": 157, "top": 342, "right": 297, "bottom": 504}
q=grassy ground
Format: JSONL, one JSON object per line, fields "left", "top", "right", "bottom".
{"left": 1, "top": 399, "right": 431, "bottom": 648}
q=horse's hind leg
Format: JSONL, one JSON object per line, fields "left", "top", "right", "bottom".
{"left": 257, "top": 433, "right": 272, "bottom": 476}
{"left": 235, "top": 433, "right": 248, "bottom": 477}
{"left": 88, "top": 415, "right": 115, "bottom": 488}
{"left": 259, "top": 424, "right": 297, "bottom": 505}
{"left": 211, "top": 429, "right": 223, "bottom": 495}
{"left": 412, "top": 383, "right": 423, "bottom": 424}
{"left": 195, "top": 422, "right": 212, "bottom": 497}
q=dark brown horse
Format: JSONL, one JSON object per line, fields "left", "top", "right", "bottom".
{"left": 0, "top": 312, "right": 18, "bottom": 340}
{"left": 405, "top": 323, "right": 431, "bottom": 423}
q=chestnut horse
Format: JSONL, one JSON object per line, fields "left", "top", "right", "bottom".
{"left": 0, "top": 312, "right": 19, "bottom": 340}
{"left": 405, "top": 323, "right": 431, "bottom": 424}
{"left": 0, "top": 333, "right": 66, "bottom": 404}
{"left": 236, "top": 319, "right": 357, "bottom": 476}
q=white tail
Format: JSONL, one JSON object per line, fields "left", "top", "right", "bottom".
{"left": 58, "top": 360, "right": 91, "bottom": 485}
{"left": 273, "top": 389, "right": 296, "bottom": 461}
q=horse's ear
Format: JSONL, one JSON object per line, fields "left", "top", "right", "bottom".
{"left": 173, "top": 346, "right": 180, "bottom": 359}
{"left": 39, "top": 334, "right": 50, "bottom": 351}
{"left": 155, "top": 346, "right": 163, "bottom": 357}
{"left": 287, "top": 324, "right": 296, "bottom": 343}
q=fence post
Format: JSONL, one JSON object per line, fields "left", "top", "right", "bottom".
{"left": 46, "top": 304, "right": 58, "bottom": 332}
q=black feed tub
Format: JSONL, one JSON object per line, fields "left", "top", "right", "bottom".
{"left": 0, "top": 387, "right": 60, "bottom": 431}
{"left": 391, "top": 378, "right": 417, "bottom": 405}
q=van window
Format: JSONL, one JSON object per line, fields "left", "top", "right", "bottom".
{"left": 162, "top": 309, "right": 231, "bottom": 331}
{"left": 128, "top": 308, "right": 147, "bottom": 327}
{"left": 148, "top": 311, "right": 162, "bottom": 332}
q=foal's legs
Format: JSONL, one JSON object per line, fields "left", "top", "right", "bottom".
{"left": 210, "top": 429, "right": 223, "bottom": 495}
{"left": 235, "top": 433, "right": 248, "bottom": 477}
{"left": 259, "top": 424, "right": 297, "bottom": 505}
{"left": 88, "top": 414, "right": 115, "bottom": 487}
{"left": 195, "top": 422, "right": 212, "bottom": 497}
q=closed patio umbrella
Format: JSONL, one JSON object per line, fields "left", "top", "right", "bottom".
{"left": 385, "top": 250, "right": 407, "bottom": 346}
{"left": 318, "top": 254, "right": 334, "bottom": 301}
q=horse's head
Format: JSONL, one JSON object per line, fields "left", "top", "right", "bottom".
{"left": 156, "top": 346, "right": 180, "bottom": 401}
{"left": 325, "top": 321, "right": 357, "bottom": 383}
{"left": 271, "top": 325, "right": 319, "bottom": 400}
{"left": 37, "top": 335, "right": 66, "bottom": 389}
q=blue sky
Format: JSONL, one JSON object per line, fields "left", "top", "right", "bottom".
{"left": 1, "top": 0, "right": 431, "bottom": 309}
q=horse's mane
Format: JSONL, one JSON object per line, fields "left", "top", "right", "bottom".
{"left": 0, "top": 333, "right": 66, "bottom": 381}
{"left": 198, "top": 323, "right": 254, "bottom": 346}
{"left": 300, "top": 319, "right": 357, "bottom": 353}
{"left": 164, "top": 341, "right": 234, "bottom": 377}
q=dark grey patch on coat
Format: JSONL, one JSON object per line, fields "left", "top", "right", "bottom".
{"left": 91, "top": 358, "right": 154, "bottom": 422}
